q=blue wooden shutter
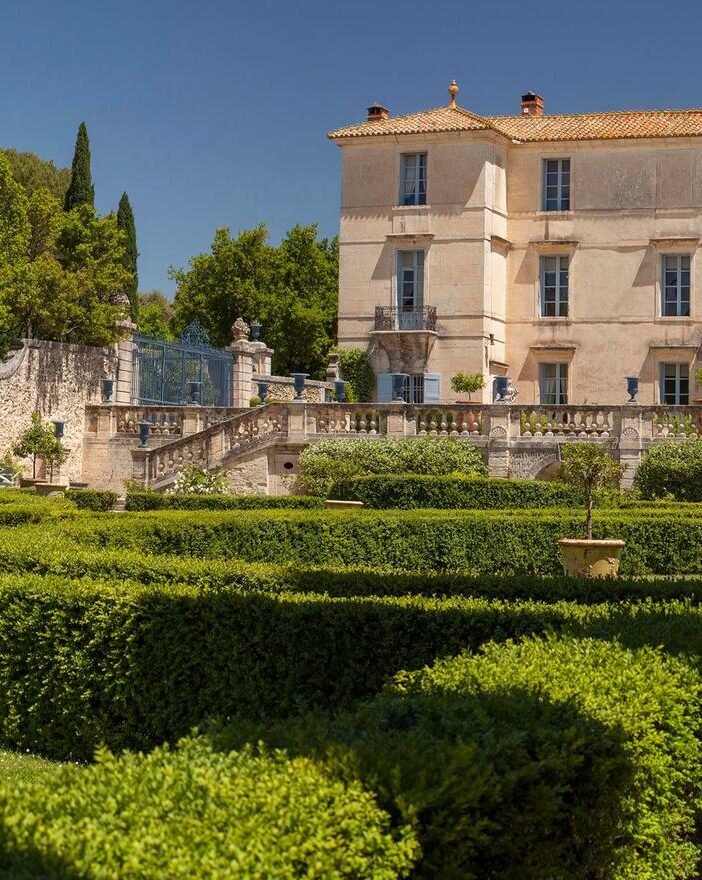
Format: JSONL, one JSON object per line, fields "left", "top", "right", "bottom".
{"left": 376, "top": 373, "right": 393, "bottom": 403}
{"left": 424, "top": 373, "right": 441, "bottom": 404}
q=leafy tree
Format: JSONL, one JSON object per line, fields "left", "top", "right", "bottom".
{"left": 26, "top": 188, "right": 62, "bottom": 260}
{"left": 0, "top": 154, "right": 30, "bottom": 265}
{"left": 559, "top": 443, "right": 622, "bottom": 539}
{"left": 171, "top": 223, "right": 338, "bottom": 377}
{"left": 11, "top": 413, "right": 66, "bottom": 480}
{"left": 137, "top": 291, "right": 174, "bottom": 339}
{"left": 64, "top": 123, "right": 94, "bottom": 211}
{"left": 451, "top": 372, "right": 485, "bottom": 401}
{"left": 1, "top": 148, "right": 70, "bottom": 201}
{"left": 117, "top": 193, "right": 138, "bottom": 321}
{"left": 171, "top": 225, "right": 271, "bottom": 346}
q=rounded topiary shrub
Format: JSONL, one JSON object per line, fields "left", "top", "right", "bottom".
{"left": 0, "top": 739, "right": 416, "bottom": 879}
{"left": 634, "top": 440, "right": 702, "bottom": 501}
{"left": 297, "top": 438, "right": 488, "bottom": 496}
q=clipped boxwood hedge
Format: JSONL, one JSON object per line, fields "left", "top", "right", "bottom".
{"left": 309, "top": 638, "right": 701, "bottom": 880}
{"left": 635, "top": 439, "right": 702, "bottom": 501}
{"left": 334, "top": 474, "right": 583, "bottom": 509}
{"left": 48, "top": 507, "right": 702, "bottom": 576}
{"left": 65, "top": 489, "right": 118, "bottom": 511}
{"left": 0, "top": 738, "right": 416, "bottom": 879}
{"left": 3, "top": 570, "right": 702, "bottom": 759}
{"left": 125, "top": 491, "right": 325, "bottom": 511}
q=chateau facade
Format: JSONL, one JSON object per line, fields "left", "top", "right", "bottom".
{"left": 329, "top": 84, "right": 702, "bottom": 405}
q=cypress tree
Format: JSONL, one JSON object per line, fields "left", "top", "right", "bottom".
{"left": 117, "top": 192, "right": 139, "bottom": 321}
{"left": 64, "top": 122, "right": 95, "bottom": 211}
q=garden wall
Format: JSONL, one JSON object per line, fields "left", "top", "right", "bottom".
{"left": 0, "top": 339, "right": 117, "bottom": 482}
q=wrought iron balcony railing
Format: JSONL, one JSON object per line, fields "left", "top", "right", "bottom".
{"left": 374, "top": 306, "right": 437, "bottom": 331}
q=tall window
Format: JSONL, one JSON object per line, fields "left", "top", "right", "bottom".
{"left": 396, "top": 251, "right": 424, "bottom": 326}
{"left": 541, "top": 255, "right": 569, "bottom": 317}
{"left": 400, "top": 153, "right": 427, "bottom": 206}
{"left": 539, "top": 363, "right": 568, "bottom": 404}
{"left": 402, "top": 374, "right": 425, "bottom": 404}
{"left": 543, "top": 159, "right": 570, "bottom": 211}
{"left": 660, "top": 363, "right": 689, "bottom": 404}
{"left": 662, "top": 255, "right": 691, "bottom": 317}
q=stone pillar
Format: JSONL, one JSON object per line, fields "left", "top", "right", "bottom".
{"left": 619, "top": 405, "right": 644, "bottom": 489}
{"left": 114, "top": 319, "right": 137, "bottom": 404}
{"left": 386, "top": 404, "right": 408, "bottom": 436}
{"left": 252, "top": 342, "right": 274, "bottom": 376}
{"left": 487, "top": 405, "right": 511, "bottom": 477}
{"left": 226, "top": 318, "right": 256, "bottom": 407}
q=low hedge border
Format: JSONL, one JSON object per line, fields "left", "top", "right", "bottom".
{"left": 333, "top": 474, "right": 584, "bottom": 509}
{"left": 65, "top": 489, "right": 119, "bottom": 512}
{"left": 44, "top": 507, "right": 702, "bottom": 576}
{"left": 2, "top": 572, "right": 702, "bottom": 759}
{"left": 8, "top": 528, "right": 702, "bottom": 604}
{"left": 0, "top": 738, "right": 416, "bottom": 879}
{"left": 125, "top": 492, "right": 326, "bottom": 511}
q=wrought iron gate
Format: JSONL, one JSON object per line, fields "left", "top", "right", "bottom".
{"left": 132, "top": 321, "right": 233, "bottom": 406}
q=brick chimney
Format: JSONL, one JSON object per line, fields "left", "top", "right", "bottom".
{"left": 367, "top": 103, "right": 389, "bottom": 122}
{"left": 521, "top": 92, "right": 544, "bottom": 116}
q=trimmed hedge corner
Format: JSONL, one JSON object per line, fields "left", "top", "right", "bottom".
{"left": 0, "top": 739, "right": 416, "bottom": 879}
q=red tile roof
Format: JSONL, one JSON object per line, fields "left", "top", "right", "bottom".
{"left": 328, "top": 105, "right": 702, "bottom": 143}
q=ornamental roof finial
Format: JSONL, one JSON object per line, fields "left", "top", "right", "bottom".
{"left": 448, "top": 79, "right": 459, "bottom": 108}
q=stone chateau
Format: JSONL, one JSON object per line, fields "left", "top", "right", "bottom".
{"left": 329, "top": 83, "right": 702, "bottom": 406}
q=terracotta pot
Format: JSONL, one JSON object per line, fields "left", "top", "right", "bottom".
{"left": 557, "top": 538, "right": 626, "bottom": 578}
{"left": 34, "top": 482, "right": 68, "bottom": 497}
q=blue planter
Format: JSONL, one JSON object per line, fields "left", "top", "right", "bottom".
{"left": 257, "top": 381, "right": 269, "bottom": 403}
{"left": 626, "top": 375, "right": 639, "bottom": 404}
{"left": 138, "top": 420, "right": 150, "bottom": 449}
{"left": 101, "top": 378, "right": 114, "bottom": 404}
{"left": 52, "top": 420, "right": 64, "bottom": 440}
{"left": 495, "top": 376, "right": 509, "bottom": 402}
{"left": 250, "top": 322, "right": 262, "bottom": 341}
{"left": 391, "top": 373, "right": 409, "bottom": 402}
{"left": 334, "top": 380, "right": 348, "bottom": 403}
{"left": 189, "top": 382, "right": 202, "bottom": 406}
{"left": 290, "top": 373, "right": 309, "bottom": 400}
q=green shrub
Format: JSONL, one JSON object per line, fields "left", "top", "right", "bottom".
{"left": 51, "top": 507, "right": 702, "bottom": 576}
{"left": 290, "top": 638, "right": 700, "bottom": 880}
{"left": 126, "top": 492, "right": 325, "bottom": 512}
{"left": 0, "top": 738, "right": 416, "bottom": 879}
{"left": 65, "top": 489, "right": 118, "bottom": 511}
{"left": 635, "top": 440, "right": 702, "bottom": 501}
{"left": 333, "top": 347, "right": 375, "bottom": 402}
{"left": 298, "top": 438, "right": 488, "bottom": 495}
{"left": 335, "top": 474, "right": 583, "bottom": 508}
{"left": 5, "top": 565, "right": 702, "bottom": 759}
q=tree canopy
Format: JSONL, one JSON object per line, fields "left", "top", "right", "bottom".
{"left": 171, "top": 224, "right": 338, "bottom": 377}
{"left": 0, "top": 149, "right": 70, "bottom": 201}
{"left": 137, "top": 291, "right": 174, "bottom": 340}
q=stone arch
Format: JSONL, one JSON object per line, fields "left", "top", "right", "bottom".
{"left": 510, "top": 451, "right": 561, "bottom": 480}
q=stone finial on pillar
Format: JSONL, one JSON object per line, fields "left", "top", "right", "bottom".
{"left": 326, "top": 352, "right": 341, "bottom": 383}
{"left": 232, "top": 317, "right": 250, "bottom": 341}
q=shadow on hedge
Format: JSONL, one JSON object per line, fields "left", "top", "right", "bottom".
{"left": 0, "top": 838, "right": 82, "bottom": 879}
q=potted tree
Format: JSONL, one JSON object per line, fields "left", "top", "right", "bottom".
{"left": 450, "top": 372, "right": 485, "bottom": 402}
{"left": 11, "top": 413, "right": 68, "bottom": 491}
{"left": 557, "top": 442, "right": 625, "bottom": 577}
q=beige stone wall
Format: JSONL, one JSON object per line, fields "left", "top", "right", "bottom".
{"left": 336, "top": 130, "right": 702, "bottom": 405}
{"left": 0, "top": 339, "right": 117, "bottom": 481}
{"left": 254, "top": 377, "right": 332, "bottom": 403}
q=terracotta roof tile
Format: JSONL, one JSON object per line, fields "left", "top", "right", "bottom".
{"left": 327, "top": 106, "right": 493, "bottom": 139}
{"left": 328, "top": 105, "right": 702, "bottom": 143}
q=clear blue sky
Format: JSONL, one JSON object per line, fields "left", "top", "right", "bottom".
{"left": 2, "top": 0, "right": 700, "bottom": 297}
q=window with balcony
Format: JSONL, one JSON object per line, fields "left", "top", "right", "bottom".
{"left": 396, "top": 250, "right": 425, "bottom": 329}
{"left": 660, "top": 363, "right": 689, "bottom": 404}
{"left": 543, "top": 158, "right": 570, "bottom": 211}
{"left": 662, "top": 255, "right": 691, "bottom": 317}
{"left": 540, "top": 255, "right": 569, "bottom": 317}
{"left": 399, "top": 153, "right": 427, "bottom": 206}
{"left": 539, "top": 363, "right": 568, "bottom": 404}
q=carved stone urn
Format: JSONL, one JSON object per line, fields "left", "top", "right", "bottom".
{"left": 557, "top": 538, "right": 626, "bottom": 578}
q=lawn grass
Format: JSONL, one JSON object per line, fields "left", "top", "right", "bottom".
{"left": 0, "top": 749, "right": 64, "bottom": 785}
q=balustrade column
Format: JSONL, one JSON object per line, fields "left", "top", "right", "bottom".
{"left": 619, "top": 405, "right": 644, "bottom": 490}
{"left": 486, "top": 405, "right": 511, "bottom": 477}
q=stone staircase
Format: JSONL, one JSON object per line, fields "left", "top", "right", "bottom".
{"left": 134, "top": 404, "right": 290, "bottom": 491}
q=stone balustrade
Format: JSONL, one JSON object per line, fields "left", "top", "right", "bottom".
{"left": 85, "top": 401, "right": 702, "bottom": 491}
